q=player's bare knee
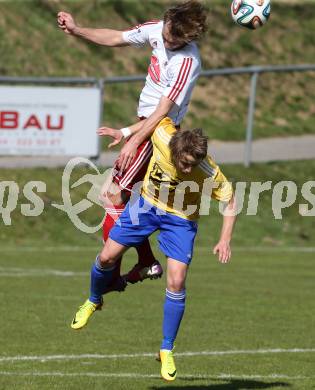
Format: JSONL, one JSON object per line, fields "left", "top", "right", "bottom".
{"left": 105, "top": 190, "right": 120, "bottom": 206}
{"left": 167, "top": 278, "right": 185, "bottom": 292}
{"left": 98, "top": 251, "right": 116, "bottom": 268}
{"left": 103, "top": 182, "right": 127, "bottom": 207}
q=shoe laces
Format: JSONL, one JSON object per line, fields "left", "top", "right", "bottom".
{"left": 77, "top": 301, "right": 94, "bottom": 315}
{"left": 166, "top": 351, "right": 175, "bottom": 371}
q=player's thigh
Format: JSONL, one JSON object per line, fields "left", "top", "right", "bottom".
{"left": 109, "top": 196, "right": 158, "bottom": 248}
{"left": 101, "top": 176, "right": 127, "bottom": 207}
{"left": 167, "top": 258, "right": 189, "bottom": 292}
{"left": 158, "top": 214, "right": 198, "bottom": 265}
{"left": 99, "top": 238, "right": 128, "bottom": 266}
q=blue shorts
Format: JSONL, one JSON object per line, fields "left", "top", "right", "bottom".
{"left": 109, "top": 196, "right": 198, "bottom": 264}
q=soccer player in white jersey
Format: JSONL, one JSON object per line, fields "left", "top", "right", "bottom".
{"left": 57, "top": 1, "right": 207, "bottom": 288}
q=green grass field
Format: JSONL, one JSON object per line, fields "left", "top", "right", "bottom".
{"left": 0, "top": 160, "right": 315, "bottom": 389}
{"left": 0, "top": 246, "right": 314, "bottom": 389}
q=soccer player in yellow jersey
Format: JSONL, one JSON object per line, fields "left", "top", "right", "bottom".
{"left": 72, "top": 118, "right": 237, "bottom": 381}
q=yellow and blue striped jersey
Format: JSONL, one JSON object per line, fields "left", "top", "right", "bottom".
{"left": 141, "top": 117, "right": 233, "bottom": 220}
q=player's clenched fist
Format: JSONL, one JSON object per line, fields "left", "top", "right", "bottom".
{"left": 57, "top": 11, "right": 77, "bottom": 34}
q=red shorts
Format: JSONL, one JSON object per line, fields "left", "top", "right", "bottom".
{"left": 112, "top": 139, "right": 153, "bottom": 193}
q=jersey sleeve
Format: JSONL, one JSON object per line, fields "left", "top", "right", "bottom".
{"left": 163, "top": 57, "right": 200, "bottom": 106}
{"left": 198, "top": 156, "right": 233, "bottom": 202}
{"left": 211, "top": 169, "right": 234, "bottom": 202}
{"left": 151, "top": 118, "right": 175, "bottom": 148}
{"left": 122, "top": 21, "right": 159, "bottom": 48}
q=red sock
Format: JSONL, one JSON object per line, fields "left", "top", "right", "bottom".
{"left": 103, "top": 204, "right": 125, "bottom": 279}
{"left": 103, "top": 204, "right": 125, "bottom": 240}
{"left": 136, "top": 239, "right": 156, "bottom": 267}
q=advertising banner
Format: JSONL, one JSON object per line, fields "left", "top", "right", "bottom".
{"left": 0, "top": 86, "right": 101, "bottom": 156}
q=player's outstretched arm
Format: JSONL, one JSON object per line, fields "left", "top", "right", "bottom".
{"left": 213, "top": 195, "right": 237, "bottom": 264}
{"left": 117, "top": 96, "right": 175, "bottom": 172}
{"left": 57, "top": 11, "right": 128, "bottom": 47}
{"left": 97, "top": 120, "right": 145, "bottom": 148}
{"left": 97, "top": 127, "right": 123, "bottom": 148}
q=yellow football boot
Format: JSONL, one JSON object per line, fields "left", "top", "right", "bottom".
{"left": 160, "top": 349, "right": 177, "bottom": 381}
{"left": 71, "top": 299, "right": 102, "bottom": 330}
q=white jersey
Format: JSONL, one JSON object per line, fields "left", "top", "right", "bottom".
{"left": 122, "top": 20, "right": 201, "bottom": 125}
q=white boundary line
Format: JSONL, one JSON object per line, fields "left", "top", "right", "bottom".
{"left": 0, "top": 371, "right": 312, "bottom": 380}
{"left": 0, "top": 267, "right": 87, "bottom": 277}
{"left": 0, "top": 244, "right": 314, "bottom": 277}
{"left": 1, "top": 246, "right": 315, "bottom": 253}
{"left": 1, "top": 348, "right": 314, "bottom": 362}
{"left": 0, "top": 246, "right": 98, "bottom": 253}
{"left": 198, "top": 246, "right": 315, "bottom": 253}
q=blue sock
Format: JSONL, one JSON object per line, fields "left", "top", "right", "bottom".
{"left": 161, "top": 289, "right": 186, "bottom": 351}
{"left": 89, "top": 256, "right": 115, "bottom": 304}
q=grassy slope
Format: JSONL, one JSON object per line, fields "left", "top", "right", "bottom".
{"left": 1, "top": 160, "right": 314, "bottom": 248}
{"left": 0, "top": 0, "right": 314, "bottom": 142}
